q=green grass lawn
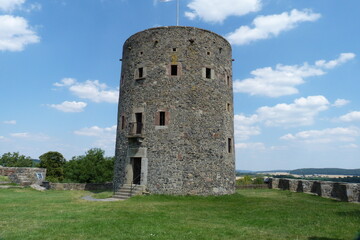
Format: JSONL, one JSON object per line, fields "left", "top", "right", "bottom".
{"left": 0, "top": 188, "right": 359, "bottom": 240}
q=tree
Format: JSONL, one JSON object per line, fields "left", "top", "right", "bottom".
{"left": 39, "top": 151, "right": 66, "bottom": 182}
{"left": 0, "top": 152, "right": 33, "bottom": 167}
{"left": 64, "top": 148, "right": 114, "bottom": 183}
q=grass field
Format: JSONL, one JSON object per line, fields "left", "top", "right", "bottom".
{"left": 0, "top": 188, "right": 359, "bottom": 240}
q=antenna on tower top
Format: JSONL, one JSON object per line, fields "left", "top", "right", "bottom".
{"left": 176, "top": 0, "right": 179, "bottom": 26}
{"left": 159, "top": 0, "right": 180, "bottom": 26}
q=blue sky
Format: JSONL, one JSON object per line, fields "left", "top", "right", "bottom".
{"left": 0, "top": 0, "right": 359, "bottom": 170}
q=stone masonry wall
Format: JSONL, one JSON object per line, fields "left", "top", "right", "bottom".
{"left": 269, "top": 178, "right": 360, "bottom": 203}
{"left": 48, "top": 183, "right": 113, "bottom": 191}
{"left": 0, "top": 167, "right": 46, "bottom": 186}
{"left": 114, "top": 26, "right": 235, "bottom": 195}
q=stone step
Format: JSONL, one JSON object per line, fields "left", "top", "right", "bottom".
{"left": 112, "top": 185, "right": 145, "bottom": 199}
{"left": 115, "top": 188, "right": 142, "bottom": 193}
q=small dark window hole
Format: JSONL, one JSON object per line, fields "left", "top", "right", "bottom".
{"left": 206, "top": 68, "right": 211, "bottom": 79}
{"left": 159, "top": 112, "right": 166, "bottom": 126}
{"left": 138, "top": 67, "right": 143, "bottom": 78}
{"left": 173, "top": 48, "right": 177, "bottom": 52}
{"left": 171, "top": 65, "right": 178, "bottom": 76}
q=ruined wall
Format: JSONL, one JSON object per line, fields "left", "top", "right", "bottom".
{"left": 269, "top": 178, "right": 360, "bottom": 203}
{"left": 114, "top": 26, "right": 235, "bottom": 195}
{"left": 0, "top": 167, "right": 46, "bottom": 186}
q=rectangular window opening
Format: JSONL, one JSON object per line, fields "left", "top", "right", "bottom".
{"left": 138, "top": 67, "right": 144, "bottom": 78}
{"left": 159, "top": 111, "right": 166, "bottom": 126}
{"left": 135, "top": 113, "right": 143, "bottom": 134}
{"left": 206, "top": 68, "right": 212, "bottom": 79}
{"left": 227, "top": 103, "right": 231, "bottom": 112}
{"left": 228, "top": 138, "right": 232, "bottom": 153}
{"left": 172, "top": 48, "right": 177, "bottom": 52}
{"left": 171, "top": 65, "right": 178, "bottom": 76}
{"left": 227, "top": 75, "right": 230, "bottom": 86}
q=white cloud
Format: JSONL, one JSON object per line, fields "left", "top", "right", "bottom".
{"left": 48, "top": 101, "right": 87, "bottom": 112}
{"left": 257, "top": 96, "right": 329, "bottom": 127}
{"left": 22, "top": 3, "right": 41, "bottom": 12}
{"left": 333, "top": 99, "right": 350, "bottom": 107}
{"left": 341, "top": 143, "right": 358, "bottom": 149}
{"left": 234, "top": 114, "right": 260, "bottom": 140}
{"left": 10, "top": 132, "right": 49, "bottom": 141}
{"left": 0, "top": 15, "right": 40, "bottom": 51}
{"left": 235, "top": 142, "right": 265, "bottom": 150}
{"left": 74, "top": 125, "right": 117, "bottom": 137}
{"left": 53, "top": 78, "right": 76, "bottom": 87}
{"left": 185, "top": 0, "right": 261, "bottom": 23}
{"left": 0, "top": 0, "right": 25, "bottom": 12}
{"left": 2, "top": 120, "right": 16, "bottom": 124}
{"left": 54, "top": 78, "right": 119, "bottom": 103}
{"left": 233, "top": 53, "right": 355, "bottom": 97}
{"left": 10, "top": 132, "right": 29, "bottom": 138}
{"left": 315, "top": 53, "right": 356, "bottom": 69}
{"left": 281, "top": 127, "right": 360, "bottom": 144}
{"left": 226, "top": 9, "right": 320, "bottom": 45}
{"left": 74, "top": 125, "right": 117, "bottom": 152}
{"left": 339, "top": 111, "right": 360, "bottom": 122}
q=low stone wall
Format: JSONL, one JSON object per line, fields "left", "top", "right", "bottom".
{"left": 48, "top": 182, "right": 113, "bottom": 191}
{"left": 269, "top": 178, "right": 360, "bottom": 203}
{"left": 236, "top": 184, "right": 269, "bottom": 189}
{"left": 0, "top": 167, "right": 46, "bottom": 186}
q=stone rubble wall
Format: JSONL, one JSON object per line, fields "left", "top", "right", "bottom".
{"left": 48, "top": 182, "right": 113, "bottom": 191}
{"left": 0, "top": 167, "right": 46, "bottom": 186}
{"left": 269, "top": 178, "right": 360, "bottom": 203}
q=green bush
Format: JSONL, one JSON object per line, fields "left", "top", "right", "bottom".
{"left": 253, "top": 177, "right": 264, "bottom": 184}
{"left": 64, "top": 148, "right": 114, "bottom": 183}
{"left": 39, "top": 152, "right": 66, "bottom": 182}
{"left": 0, "top": 152, "right": 33, "bottom": 167}
{"left": 236, "top": 176, "right": 265, "bottom": 185}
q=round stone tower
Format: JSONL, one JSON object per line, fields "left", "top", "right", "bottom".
{"left": 114, "top": 26, "right": 235, "bottom": 195}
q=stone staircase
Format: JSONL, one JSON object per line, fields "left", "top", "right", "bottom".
{"left": 113, "top": 184, "right": 145, "bottom": 200}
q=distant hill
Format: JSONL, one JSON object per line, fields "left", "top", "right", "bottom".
{"left": 256, "top": 170, "right": 290, "bottom": 173}
{"left": 236, "top": 170, "right": 255, "bottom": 173}
{"left": 290, "top": 168, "right": 360, "bottom": 176}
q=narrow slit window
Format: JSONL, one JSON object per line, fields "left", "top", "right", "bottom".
{"left": 227, "top": 75, "right": 230, "bottom": 86}
{"left": 171, "top": 65, "right": 178, "bottom": 76}
{"left": 121, "top": 115, "right": 125, "bottom": 129}
{"left": 206, "top": 68, "right": 211, "bottom": 79}
{"left": 159, "top": 111, "right": 166, "bottom": 126}
{"left": 138, "top": 67, "right": 144, "bottom": 78}
{"left": 121, "top": 74, "right": 124, "bottom": 85}
{"left": 227, "top": 103, "right": 231, "bottom": 112}
{"left": 228, "top": 138, "right": 232, "bottom": 153}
